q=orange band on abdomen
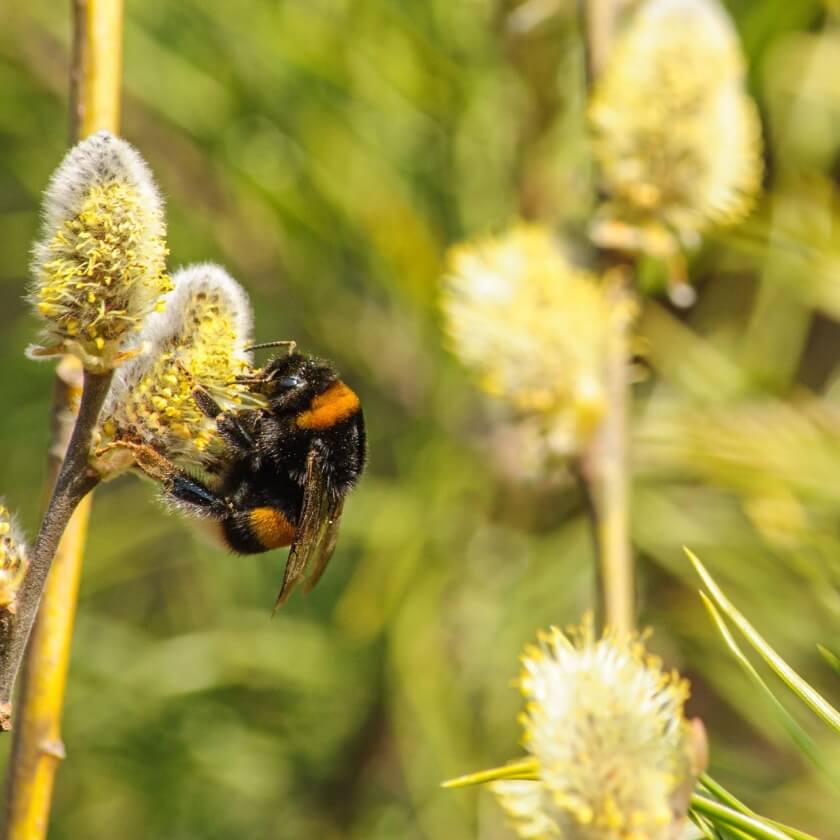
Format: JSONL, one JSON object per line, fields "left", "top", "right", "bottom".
{"left": 248, "top": 507, "right": 296, "bottom": 549}
{"left": 296, "top": 381, "right": 360, "bottom": 430}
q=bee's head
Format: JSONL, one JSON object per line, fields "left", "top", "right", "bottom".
{"left": 255, "top": 351, "right": 339, "bottom": 412}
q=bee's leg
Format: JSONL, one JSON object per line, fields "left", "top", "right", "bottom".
{"left": 192, "top": 387, "right": 224, "bottom": 419}
{"left": 243, "top": 339, "right": 296, "bottom": 355}
{"left": 95, "top": 440, "right": 177, "bottom": 484}
{"left": 192, "top": 386, "right": 254, "bottom": 451}
{"left": 166, "top": 472, "right": 231, "bottom": 516}
{"left": 216, "top": 414, "right": 255, "bottom": 452}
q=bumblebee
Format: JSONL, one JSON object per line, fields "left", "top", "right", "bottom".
{"left": 147, "top": 345, "right": 366, "bottom": 608}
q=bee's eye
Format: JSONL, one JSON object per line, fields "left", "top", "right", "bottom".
{"left": 276, "top": 375, "right": 304, "bottom": 390}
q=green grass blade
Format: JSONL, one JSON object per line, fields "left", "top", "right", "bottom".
{"left": 686, "top": 548, "right": 840, "bottom": 734}
{"left": 690, "top": 796, "right": 795, "bottom": 840}
{"left": 689, "top": 810, "right": 719, "bottom": 839}
{"left": 698, "top": 593, "right": 840, "bottom": 786}
{"left": 441, "top": 758, "right": 539, "bottom": 788}
{"left": 699, "top": 776, "right": 820, "bottom": 840}
{"left": 817, "top": 644, "right": 840, "bottom": 677}
{"left": 760, "top": 819, "right": 823, "bottom": 840}
{"left": 700, "top": 774, "right": 751, "bottom": 813}
{"left": 711, "top": 825, "right": 761, "bottom": 840}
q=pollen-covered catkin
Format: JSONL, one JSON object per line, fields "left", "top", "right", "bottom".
{"left": 0, "top": 503, "right": 28, "bottom": 613}
{"left": 95, "top": 263, "right": 257, "bottom": 474}
{"left": 441, "top": 225, "right": 632, "bottom": 456}
{"left": 491, "top": 619, "right": 699, "bottom": 840}
{"left": 29, "top": 131, "right": 171, "bottom": 370}
{"left": 588, "top": 0, "right": 762, "bottom": 242}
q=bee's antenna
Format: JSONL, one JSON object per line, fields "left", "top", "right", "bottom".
{"left": 245, "top": 340, "right": 297, "bottom": 355}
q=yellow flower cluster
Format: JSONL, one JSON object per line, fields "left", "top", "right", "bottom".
{"left": 29, "top": 131, "right": 171, "bottom": 370}
{"left": 589, "top": 0, "right": 762, "bottom": 243}
{"left": 96, "top": 264, "right": 257, "bottom": 472}
{"left": 492, "top": 620, "right": 696, "bottom": 840}
{"left": 0, "top": 503, "right": 27, "bottom": 612}
{"left": 441, "top": 225, "right": 631, "bottom": 455}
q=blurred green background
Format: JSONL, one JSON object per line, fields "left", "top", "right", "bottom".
{"left": 1, "top": 0, "right": 839, "bottom": 837}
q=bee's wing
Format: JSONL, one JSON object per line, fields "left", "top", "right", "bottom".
{"left": 302, "top": 496, "right": 344, "bottom": 595}
{"left": 273, "top": 444, "right": 341, "bottom": 610}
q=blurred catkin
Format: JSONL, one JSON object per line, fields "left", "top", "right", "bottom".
{"left": 28, "top": 131, "right": 171, "bottom": 371}
{"left": 588, "top": 0, "right": 763, "bottom": 244}
{"left": 0, "top": 504, "right": 27, "bottom": 615}
{"left": 440, "top": 225, "right": 632, "bottom": 456}
{"left": 491, "top": 618, "right": 699, "bottom": 840}
{"left": 95, "top": 263, "right": 257, "bottom": 474}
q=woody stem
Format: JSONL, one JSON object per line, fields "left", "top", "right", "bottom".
{"left": 0, "top": 369, "right": 111, "bottom": 729}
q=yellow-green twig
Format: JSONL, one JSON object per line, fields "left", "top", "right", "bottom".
{"left": 581, "top": 272, "right": 634, "bottom": 634}
{"left": 579, "top": 1, "right": 635, "bottom": 635}
{"left": 3, "top": 360, "right": 92, "bottom": 838}
{"left": 2, "top": 1, "right": 123, "bottom": 836}
{"left": 72, "top": 0, "right": 124, "bottom": 138}
{"left": 585, "top": 0, "right": 617, "bottom": 81}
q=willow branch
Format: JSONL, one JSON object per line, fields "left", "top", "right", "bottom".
{"left": 2, "top": 361, "right": 92, "bottom": 839}
{"left": 0, "top": 369, "right": 112, "bottom": 730}
{"left": 1, "top": 0, "right": 123, "bottom": 726}
{"left": 599, "top": 276, "right": 633, "bottom": 634}
{"left": 579, "top": 272, "right": 634, "bottom": 634}
{"left": 73, "top": 0, "right": 124, "bottom": 138}
{"left": 578, "top": 0, "right": 634, "bottom": 633}
{"left": 583, "top": 0, "right": 618, "bottom": 81}
{"left": 572, "top": 463, "right": 605, "bottom": 628}
{"left": 2, "top": 3, "right": 123, "bottom": 833}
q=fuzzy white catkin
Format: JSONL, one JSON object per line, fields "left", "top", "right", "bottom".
{"left": 96, "top": 263, "right": 257, "bottom": 472}
{"left": 29, "top": 131, "right": 171, "bottom": 369}
{"left": 492, "top": 622, "right": 697, "bottom": 840}
{"left": 441, "top": 225, "right": 632, "bottom": 456}
{"left": 38, "top": 131, "right": 163, "bottom": 238}
{"left": 589, "top": 0, "right": 762, "bottom": 239}
{"left": 0, "top": 502, "right": 27, "bottom": 610}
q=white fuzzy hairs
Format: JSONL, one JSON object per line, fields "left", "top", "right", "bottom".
{"left": 37, "top": 130, "right": 163, "bottom": 234}
{"left": 103, "top": 263, "right": 256, "bottom": 417}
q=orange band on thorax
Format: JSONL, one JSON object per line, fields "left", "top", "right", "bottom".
{"left": 296, "top": 381, "right": 360, "bottom": 430}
